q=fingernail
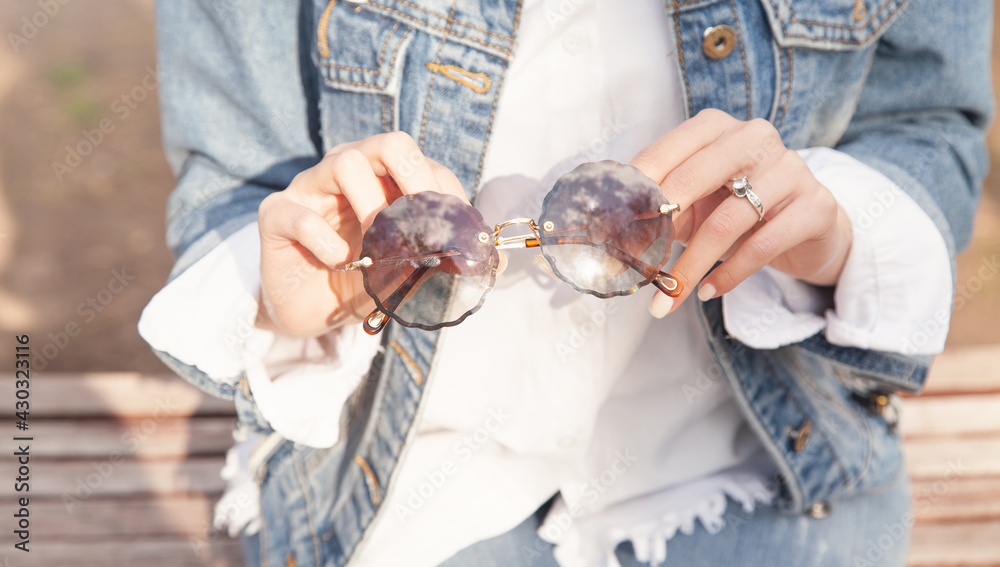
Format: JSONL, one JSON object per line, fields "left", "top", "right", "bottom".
{"left": 697, "top": 283, "right": 716, "bottom": 302}
{"left": 496, "top": 252, "right": 509, "bottom": 275}
{"left": 534, "top": 254, "right": 559, "bottom": 281}
{"left": 649, "top": 293, "right": 674, "bottom": 318}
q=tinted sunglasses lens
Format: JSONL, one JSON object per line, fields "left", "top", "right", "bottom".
{"left": 360, "top": 191, "right": 499, "bottom": 330}
{"left": 537, "top": 161, "right": 674, "bottom": 297}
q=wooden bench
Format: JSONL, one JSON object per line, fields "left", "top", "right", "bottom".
{"left": 2, "top": 345, "right": 998, "bottom": 566}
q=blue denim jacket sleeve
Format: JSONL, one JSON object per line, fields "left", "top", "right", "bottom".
{"left": 835, "top": 0, "right": 994, "bottom": 261}
{"left": 155, "top": 0, "right": 322, "bottom": 281}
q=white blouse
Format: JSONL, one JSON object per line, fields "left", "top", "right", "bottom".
{"left": 139, "top": 1, "right": 952, "bottom": 565}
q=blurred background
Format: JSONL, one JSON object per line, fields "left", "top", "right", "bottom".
{"left": 0, "top": 0, "right": 171, "bottom": 373}
{"left": 0, "top": 1, "right": 997, "bottom": 566}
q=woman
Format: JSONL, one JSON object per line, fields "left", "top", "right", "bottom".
{"left": 139, "top": 0, "right": 993, "bottom": 565}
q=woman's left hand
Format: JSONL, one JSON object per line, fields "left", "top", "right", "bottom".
{"left": 630, "top": 109, "right": 854, "bottom": 317}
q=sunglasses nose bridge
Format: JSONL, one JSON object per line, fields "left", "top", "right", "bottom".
{"left": 493, "top": 218, "right": 542, "bottom": 250}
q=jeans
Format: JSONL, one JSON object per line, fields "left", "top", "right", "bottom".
{"left": 439, "top": 474, "right": 912, "bottom": 567}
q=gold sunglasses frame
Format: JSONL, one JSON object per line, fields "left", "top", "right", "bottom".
{"left": 339, "top": 202, "right": 684, "bottom": 334}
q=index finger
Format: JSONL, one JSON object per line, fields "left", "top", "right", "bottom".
{"left": 352, "top": 131, "right": 452, "bottom": 199}
{"left": 629, "top": 109, "right": 732, "bottom": 183}
{"left": 297, "top": 131, "right": 447, "bottom": 202}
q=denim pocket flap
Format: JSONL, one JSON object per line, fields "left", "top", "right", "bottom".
{"left": 318, "top": 2, "right": 413, "bottom": 94}
{"left": 759, "top": 0, "right": 910, "bottom": 49}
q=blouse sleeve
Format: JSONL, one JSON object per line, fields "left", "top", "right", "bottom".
{"left": 722, "top": 147, "right": 952, "bottom": 355}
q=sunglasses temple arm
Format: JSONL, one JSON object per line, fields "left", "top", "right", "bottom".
{"left": 362, "top": 265, "right": 432, "bottom": 335}
{"left": 548, "top": 236, "right": 683, "bottom": 298}
{"left": 336, "top": 250, "right": 465, "bottom": 272}
{"left": 604, "top": 245, "right": 683, "bottom": 298}
{"left": 651, "top": 272, "right": 683, "bottom": 297}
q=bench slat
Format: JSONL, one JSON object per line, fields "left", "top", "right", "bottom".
{"left": 0, "top": 495, "right": 221, "bottom": 541}
{"left": 912, "top": 477, "right": 1000, "bottom": 523}
{"left": 905, "top": 436, "right": 1000, "bottom": 479}
{"left": 0, "top": 372, "right": 235, "bottom": 418}
{"left": 21, "top": 417, "right": 235, "bottom": 459}
{"left": 0, "top": 457, "right": 228, "bottom": 499}
{"left": 6, "top": 538, "right": 242, "bottom": 567}
{"left": 901, "top": 394, "right": 1000, "bottom": 438}
{"left": 909, "top": 520, "right": 1000, "bottom": 566}
{"left": 924, "top": 346, "right": 1000, "bottom": 395}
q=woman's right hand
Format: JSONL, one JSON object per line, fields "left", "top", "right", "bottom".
{"left": 256, "top": 132, "right": 467, "bottom": 337}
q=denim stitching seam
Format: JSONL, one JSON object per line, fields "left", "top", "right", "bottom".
{"left": 383, "top": 0, "right": 513, "bottom": 41}
{"left": 354, "top": 455, "right": 382, "bottom": 505}
{"left": 324, "top": 27, "right": 411, "bottom": 90}
{"left": 768, "top": 352, "right": 852, "bottom": 490}
{"left": 292, "top": 452, "right": 322, "bottom": 565}
{"left": 323, "top": 20, "right": 400, "bottom": 74}
{"left": 767, "top": 0, "right": 904, "bottom": 44}
{"left": 381, "top": 95, "right": 388, "bottom": 132}
{"left": 471, "top": 0, "right": 522, "bottom": 195}
{"left": 728, "top": 0, "right": 752, "bottom": 120}
{"left": 788, "top": 0, "right": 899, "bottom": 30}
{"left": 417, "top": 2, "right": 456, "bottom": 149}
{"left": 388, "top": 340, "right": 423, "bottom": 385}
{"left": 671, "top": 1, "right": 693, "bottom": 117}
{"left": 425, "top": 63, "right": 491, "bottom": 94}
{"left": 369, "top": 5, "right": 512, "bottom": 56}
{"left": 318, "top": 0, "right": 337, "bottom": 59}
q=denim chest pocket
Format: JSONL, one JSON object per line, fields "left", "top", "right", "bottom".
{"left": 313, "top": 0, "right": 519, "bottom": 195}
{"left": 317, "top": 1, "right": 415, "bottom": 95}
{"left": 760, "top": 0, "right": 910, "bottom": 49}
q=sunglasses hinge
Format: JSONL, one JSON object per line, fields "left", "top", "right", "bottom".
{"left": 660, "top": 203, "right": 680, "bottom": 215}
{"left": 493, "top": 218, "right": 542, "bottom": 250}
{"left": 339, "top": 257, "right": 373, "bottom": 271}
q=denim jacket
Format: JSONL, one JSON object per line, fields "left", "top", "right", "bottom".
{"left": 151, "top": 0, "right": 993, "bottom": 565}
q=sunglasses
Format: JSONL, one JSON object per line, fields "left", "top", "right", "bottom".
{"left": 336, "top": 161, "right": 684, "bottom": 335}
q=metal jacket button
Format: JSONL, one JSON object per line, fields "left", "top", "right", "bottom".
{"left": 787, "top": 420, "right": 813, "bottom": 453}
{"left": 702, "top": 25, "right": 736, "bottom": 59}
{"left": 808, "top": 501, "right": 831, "bottom": 519}
{"left": 870, "top": 393, "right": 890, "bottom": 415}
